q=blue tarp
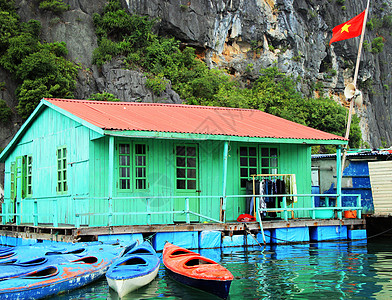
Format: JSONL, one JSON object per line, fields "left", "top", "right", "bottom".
{"left": 222, "top": 235, "right": 244, "bottom": 247}
{"left": 310, "top": 226, "right": 348, "bottom": 241}
{"left": 257, "top": 230, "right": 271, "bottom": 244}
{"left": 348, "top": 229, "right": 367, "bottom": 240}
{"left": 153, "top": 231, "right": 198, "bottom": 251}
{"left": 272, "top": 227, "right": 310, "bottom": 243}
{"left": 199, "top": 230, "right": 221, "bottom": 249}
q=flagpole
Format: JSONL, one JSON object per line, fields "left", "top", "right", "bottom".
{"left": 341, "top": 0, "right": 370, "bottom": 173}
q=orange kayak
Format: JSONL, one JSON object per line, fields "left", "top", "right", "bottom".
{"left": 162, "top": 242, "right": 233, "bottom": 299}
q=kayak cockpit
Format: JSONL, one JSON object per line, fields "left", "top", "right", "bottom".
{"left": 119, "top": 257, "right": 147, "bottom": 266}
{"left": 184, "top": 258, "right": 215, "bottom": 267}
{"left": 25, "top": 266, "right": 59, "bottom": 278}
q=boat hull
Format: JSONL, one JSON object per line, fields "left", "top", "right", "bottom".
{"left": 106, "top": 241, "right": 160, "bottom": 297}
{"left": 166, "top": 267, "right": 232, "bottom": 299}
{"left": 107, "top": 264, "right": 159, "bottom": 297}
{"left": 0, "top": 244, "right": 125, "bottom": 300}
{"left": 0, "top": 266, "right": 107, "bottom": 300}
{"left": 162, "top": 243, "right": 233, "bottom": 299}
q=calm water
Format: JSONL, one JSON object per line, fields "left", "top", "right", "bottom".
{"left": 53, "top": 239, "right": 392, "bottom": 300}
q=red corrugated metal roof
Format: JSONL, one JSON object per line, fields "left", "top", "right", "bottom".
{"left": 44, "top": 98, "right": 347, "bottom": 141}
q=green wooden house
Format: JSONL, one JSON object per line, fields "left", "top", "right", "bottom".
{"left": 0, "top": 98, "right": 347, "bottom": 227}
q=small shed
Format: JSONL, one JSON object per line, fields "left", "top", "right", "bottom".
{"left": 0, "top": 98, "right": 347, "bottom": 227}
{"left": 312, "top": 149, "right": 392, "bottom": 215}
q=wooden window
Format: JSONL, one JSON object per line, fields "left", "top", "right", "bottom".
{"left": 25, "top": 155, "right": 33, "bottom": 197}
{"left": 176, "top": 145, "right": 198, "bottom": 190}
{"left": 134, "top": 144, "right": 147, "bottom": 190}
{"left": 239, "top": 146, "right": 279, "bottom": 188}
{"left": 260, "top": 147, "right": 278, "bottom": 174}
{"left": 57, "top": 146, "right": 68, "bottom": 193}
{"left": 239, "top": 146, "right": 258, "bottom": 188}
{"left": 118, "top": 143, "right": 147, "bottom": 190}
{"left": 119, "top": 144, "right": 131, "bottom": 190}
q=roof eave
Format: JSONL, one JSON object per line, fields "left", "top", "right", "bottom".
{"left": 103, "top": 130, "right": 348, "bottom": 145}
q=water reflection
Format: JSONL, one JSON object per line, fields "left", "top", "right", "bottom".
{"left": 53, "top": 240, "right": 392, "bottom": 299}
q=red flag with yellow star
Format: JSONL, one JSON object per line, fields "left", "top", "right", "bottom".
{"left": 329, "top": 10, "right": 366, "bottom": 45}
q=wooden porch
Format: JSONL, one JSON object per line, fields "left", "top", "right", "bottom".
{"left": 0, "top": 217, "right": 366, "bottom": 244}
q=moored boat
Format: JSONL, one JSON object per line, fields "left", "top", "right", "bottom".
{"left": 0, "top": 244, "right": 124, "bottom": 299}
{"left": 106, "top": 241, "right": 160, "bottom": 298}
{"left": 162, "top": 242, "right": 233, "bottom": 299}
{"left": 0, "top": 244, "right": 86, "bottom": 263}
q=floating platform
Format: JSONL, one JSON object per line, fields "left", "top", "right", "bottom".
{"left": 0, "top": 218, "right": 366, "bottom": 247}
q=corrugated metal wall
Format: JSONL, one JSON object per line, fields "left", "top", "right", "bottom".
{"left": 369, "top": 161, "right": 392, "bottom": 216}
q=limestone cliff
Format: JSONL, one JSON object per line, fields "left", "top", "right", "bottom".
{"left": 1, "top": 0, "right": 391, "bottom": 149}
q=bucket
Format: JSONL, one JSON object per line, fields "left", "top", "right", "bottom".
{"left": 344, "top": 210, "right": 357, "bottom": 218}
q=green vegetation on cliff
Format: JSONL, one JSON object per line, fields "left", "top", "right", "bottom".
{"left": 0, "top": 0, "right": 78, "bottom": 120}
{"left": 93, "top": 0, "right": 361, "bottom": 152}
{"left": 0, "top": 0, "right": 362, "bottom": 153}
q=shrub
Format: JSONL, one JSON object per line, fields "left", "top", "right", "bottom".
{"left": 88, "top": 92, "right": 120, "bottom": 102}
{"left": 371, "top": 37, "right": 384, "bottom": 53}
{"left": 0, "top": 99, "right": 12, "bottom": 124}
{"left": 37, "top": 0, "right": 70, "bottom": 14}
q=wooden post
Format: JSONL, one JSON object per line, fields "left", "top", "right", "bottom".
{"left": 33, "top": 200, "right": 38, "bottom": 226}
{"left": 185, "top": 198, "right": 190, "bottom": 224}
{"left": 256, "top": 197, "right": 266, "bottom": 244}
{"left": 221, "top": 141, "right": 229, "bottom": 222}
{"left": 16, "top": 200, "right": 21, "bottom": 225}
{"left": 108, "top": 136, "right": 114, "bottom": 226}
{"left": 311, "top": 196, "right": 316, "bottom": 219}
{"left": 2, "top": 202, "right": 7, "bottom": 224}
{"left": 283, "top": 196, "right": 288, "bottom": 221}
{"left": 341, "top": 0, "right": 371, "bottom": 172}
{"left": 356, "top": 195, "right": 362, "bottom": 219}
{"left": 336, "top": 145, "right": 343, "bottom": 219}
{"left": 147, "top": 198, "right": 151, "bottom": 225}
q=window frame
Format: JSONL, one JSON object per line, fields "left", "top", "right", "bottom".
{"left": 175, "top": 144, "right": 198, "bottom": 191}
{"left": 239, "top": 145, "right": 279, "bottom": 190}
{"left": 56, "top": 146, "right": 68, "bottom": 194}
{"left": 117, "top": 142, "right": 148, "bottom": 192}
{"left": 24, "top": 155, "right": 33, "bottom": 197}
{"left": 134, "top": 143, "right": 147, "bottom": 190}
{"left": 239, "top": 146, "right": 258, "bottom": 189}
{"left": 259, "top": 146, "right": 279, "bottom": 175}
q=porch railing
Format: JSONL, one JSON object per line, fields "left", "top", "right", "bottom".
{"left": 0, "top": 193, "right": 362, "bottom": 228}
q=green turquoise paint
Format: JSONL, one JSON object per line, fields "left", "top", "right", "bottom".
{"left": 221, "top": 141, "right": 229, "bottom": 220}
{"left": 336, "top": 145, "right": 342, "bottom": 219}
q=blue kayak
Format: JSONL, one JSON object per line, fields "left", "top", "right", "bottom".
{"left": 0, "top": 243, "right": 131, "bottom": 281}
{"left": 0, "top": 244, "right": 87, "bottom": 263}
{"left": 0, "top": 244, "right": 124, "bottom": 299}
{"left": 106, "top": 241, "right": 160, "bottom": 297}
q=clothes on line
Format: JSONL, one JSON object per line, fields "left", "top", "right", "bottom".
{"left": 246, "top": 177, "right": 295, "bottom": 217}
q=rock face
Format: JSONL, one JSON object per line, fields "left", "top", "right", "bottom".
{"left": 1, "top": 0, "right": 391, "bottom": 150}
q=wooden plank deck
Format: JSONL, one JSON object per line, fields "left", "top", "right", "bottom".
{"left": 0, "top": 218, "right": 366, "bottom": 243}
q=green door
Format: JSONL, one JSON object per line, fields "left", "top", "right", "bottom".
{"left": 174, "top": 144, "right": 199, "bottom": 222}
